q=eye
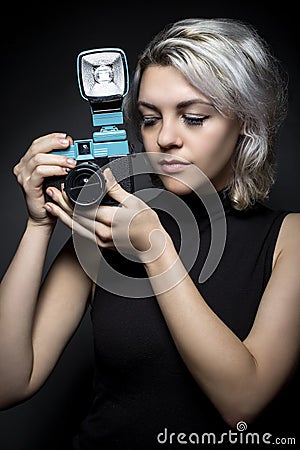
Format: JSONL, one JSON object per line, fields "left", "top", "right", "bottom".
{"left": 140, "top": 116, "right": 160, "bottom": 127}
{"left": 183, "top": 115, "right": 209, "bottom": 126}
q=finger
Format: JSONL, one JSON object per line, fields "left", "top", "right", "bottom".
{"left": 94, "top": 204, "right": 118, "bottom": 225}
{"left": 44, "top": 202, "right": 94, "bottom": 238}
{"left": 45, "top": 202, "right": 94, "bottom": 240}
{"left": 31, "top": 132, "right": 69, "bottom": 146}
{"left": 72, "top": 209, "right": 114, "bottom": 243}
{"left": 14, "top": 133, "right": 75, "bottom": 179}
{"left": 21, "top": 133, "right": 72, "bottom": 167}
{"left": 45, "top": 202, "right": 114, "bottom": 248}
{"left": 103, "top": 168, "right": 135, "bottom": 206}
{"left": 19, "top": 154, "right": 76, "bottom": 191}
{"left": 44, "top": 202, "right": 74, "bottom": 229}
{"left": 71, "top": 203, "right": 115, "bottom": 244}
{"left": 61, "top": 184, "right": 76, "bottom": 210}
{"left": 23, "top": 165, "right": 69, "bottom": 191}
{"left": 45, "top": 187, "right": 74, "bottom": 215}
{"left": 27, "top": 153, "right": 77, "bottom": 173}
{"left": 71, "top": 203, "right": 118, "bottom": 224}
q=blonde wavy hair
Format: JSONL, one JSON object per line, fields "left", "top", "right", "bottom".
{"left": 124, "top": 17, "right": 288, "bottom": 210}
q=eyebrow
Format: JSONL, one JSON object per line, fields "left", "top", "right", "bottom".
{"left": 137, "top": 99, "right": 214, "bottom": 111}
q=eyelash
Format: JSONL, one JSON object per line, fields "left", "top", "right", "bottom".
{"left": 140, "top": 115, "right": 209, "bottom": 127}
{"left": 183, "top": 115, "right": 209, "bottom": 126}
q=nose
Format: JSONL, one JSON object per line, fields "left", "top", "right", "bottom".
{"left": 157, "top": 118, "right": 183, "bottom": 150}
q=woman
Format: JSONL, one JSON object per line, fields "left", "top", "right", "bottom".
{"left": 0, "top": 17, "right": 299, "bottom": 449}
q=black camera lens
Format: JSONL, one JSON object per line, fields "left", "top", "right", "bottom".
{"left": 65, "top": 162, "right": 106, "bottom": 206}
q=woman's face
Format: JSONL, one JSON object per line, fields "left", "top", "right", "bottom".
{"left": 137, "top": 65, "right": 242, "bottom": 195}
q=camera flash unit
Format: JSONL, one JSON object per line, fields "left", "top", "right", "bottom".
{"left": 43, "top": 48, "right": 134, "bottom": 207}
{"left": 78, "top": 48, "right": 129, "bottom": 125}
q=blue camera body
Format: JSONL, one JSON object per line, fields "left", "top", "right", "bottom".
{"left": 43, "top": 114, "right": 134, "bottom": 207}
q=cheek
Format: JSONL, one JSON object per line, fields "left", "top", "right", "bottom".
{"left": 141, "top": 130, "right": 156, "bottom": 152}
{"left": 196, "top": 125, "right": 240, "bottom": 162}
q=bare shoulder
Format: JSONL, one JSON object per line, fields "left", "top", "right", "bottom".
{"left": 245, "top": 212, "right": 300, "bottom": 397}
{"left": 273, "top": 212, "right": 300, "bottom": 266}
{"left": 280, "top": 211, "right": 300, "bottom": 232}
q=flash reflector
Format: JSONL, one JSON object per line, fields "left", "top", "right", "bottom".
{"left": 78, "top": 48, "right": 128, "bottom": 115}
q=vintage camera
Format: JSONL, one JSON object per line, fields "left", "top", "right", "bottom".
{"left": 43, "top": 48, "right": 134, "bottom": 207}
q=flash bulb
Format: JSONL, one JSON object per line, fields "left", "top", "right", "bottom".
{"left": 94, "top": 65, "right": 113, "bottom": 83}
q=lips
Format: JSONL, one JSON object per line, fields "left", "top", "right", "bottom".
{"left": 159, "top": 158, "right": 191, "bottom": 174}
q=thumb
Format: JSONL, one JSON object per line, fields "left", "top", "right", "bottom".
{"left": 103, "top": 168, "right": 131, "bottom": 204}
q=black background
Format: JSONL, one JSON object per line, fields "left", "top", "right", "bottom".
{"left": 0, "top": 2, "right": 299, "bottom": 449}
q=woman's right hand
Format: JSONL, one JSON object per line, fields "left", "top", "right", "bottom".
{"left": 13, "top": 132, "right": 77, "bottom": 227}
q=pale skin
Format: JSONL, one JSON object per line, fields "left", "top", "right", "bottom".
{"left": 0, "top": 65, "right": 299, "bottom": 429}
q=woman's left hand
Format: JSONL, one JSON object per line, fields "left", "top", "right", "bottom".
{"left": 44, "top": 168, "right": 167, "bottom": 263}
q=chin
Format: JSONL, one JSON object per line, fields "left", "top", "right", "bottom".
{"left": 159, "top": 176, "right": 194, "bottom": 195}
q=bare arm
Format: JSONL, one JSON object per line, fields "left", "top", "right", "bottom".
{"left": 144, "top": 213, "right": 300, "bottom": 426}
{"left": 0, "top": 133, "right": 93, "bottom": 409}
{"left": 0, "top": 225, "right": 92, "bottom": 409}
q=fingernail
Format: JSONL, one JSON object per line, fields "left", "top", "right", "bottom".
{"left": 46, "top": 189, "right": 53, "bottom": 197}
{"left": 58, "top": 138, "right": 69, "bottom": 145}
{"left": 67, "top": 158, "right": 76, "bottom": 165}
{"left": 44, "top": 204, "right": 52, "bottom": 212}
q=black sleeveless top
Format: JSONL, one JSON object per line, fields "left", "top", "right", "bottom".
{"left": 73, "top": 190, "right": 296, "bottom": 449}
